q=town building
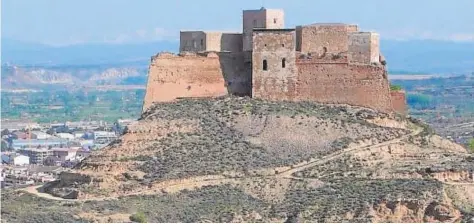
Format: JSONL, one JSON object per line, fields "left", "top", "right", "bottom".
{"left": 31, "top": 131, "right": 54, "bottom": 140}
{"left": 19, "top": 148, "right": 53, "bottom": 164}
{"left": 52, "top": 148, "right": 78, "bottom": 161}
{"left": 11, "top": 139, "right": 68, "bottom": 150}
{"left": 93, "top": 131, "right": 117, "bottom": 144}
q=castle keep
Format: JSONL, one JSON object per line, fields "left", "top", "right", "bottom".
{"left": 143, "top": 8, "right": 406, "bottom": 114}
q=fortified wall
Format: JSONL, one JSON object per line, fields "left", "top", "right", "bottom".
{"left": 143, "top": 51, "right": 252, "bottom": 111}
{"left": 143, "top": 8, "right": 406, "bottom": 114}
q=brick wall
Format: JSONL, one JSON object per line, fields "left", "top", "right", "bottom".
{"left": 252, "top": 29, "right": 297, "bottom": 101}
{"left": 296, "top": 60, "right": 392, "bottom": 112}
{"left": 296, "top": 24, "right": 359, "bottom": 54}
{"left": 142, "top": 52, "right": 251, "bottom": 112}
{"left": 390, "top": 90, "right": 407, "bottom": 114}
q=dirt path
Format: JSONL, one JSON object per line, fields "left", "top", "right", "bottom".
{"left": 276, "top": 126, "right": 423, "bottom": 178}
{"left": 19, "top": 126, "right": 429, "bottom": 202}
{"left": 21, "top": 185, "right": 76, "bottom": 202}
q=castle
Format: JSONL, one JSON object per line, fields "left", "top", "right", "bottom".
{"left": 143, "top": 8, "right": 406, "bottom": 114}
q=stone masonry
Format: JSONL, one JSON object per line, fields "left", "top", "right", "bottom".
{"left": 143, "top": 8, "right": 407, "bottom": 114}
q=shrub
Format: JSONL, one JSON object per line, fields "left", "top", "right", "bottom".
{"left": 130, "top": 212, "right": 147, "bottom": 223}
{"left": 469, "top": 138, "right": 474, "bottom": 153}
{"left": 390, "top": 84, "right": 403, "bottom": 91}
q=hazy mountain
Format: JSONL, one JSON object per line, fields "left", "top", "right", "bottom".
{"left": 2, "top": 38, "right": 473, "bottom": 75}
{"left": 380, "top": 39, "right": 474, "bottom": 74}
{"left": 1, "top": 38, "right": 178, "bottom": 67}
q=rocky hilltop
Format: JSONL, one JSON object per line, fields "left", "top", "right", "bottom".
{"left": 2, "top": 97, "right": 473, "bottom": 223}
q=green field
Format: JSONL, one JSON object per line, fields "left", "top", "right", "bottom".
{"left": 1, "top": 89, "right": 145, "bottom": 123}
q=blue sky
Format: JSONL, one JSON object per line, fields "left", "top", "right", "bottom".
{"left": 2, "top": 0, "right": 474, "bottom": 46}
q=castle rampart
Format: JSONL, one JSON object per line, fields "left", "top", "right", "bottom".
{"left": 143, "top": 8, "right": 407, "bottom": 114}
{"left": 143, "top": 51, "right": 251, "bottom": 112}
{"left": 296, "top": 62, "right": 392, "bottom": 112}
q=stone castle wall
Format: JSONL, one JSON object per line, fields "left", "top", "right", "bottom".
{"left": 390, "top": 90, "right": 407, "bottom": 115}
{"left": 296, "top": 24, "right": 359, "bottom": 55}
{"left": 142, "top": 52, "right": 251, "bottom": 112}
{"left": 296, "top": 59, "right": 392, "bottom": 112}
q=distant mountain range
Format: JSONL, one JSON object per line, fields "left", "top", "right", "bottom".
{"left": 1, "top": 38, "right": 473, "bottom": 89}
{"left": 1, "top": 38, "right": 178, "bottom": 67}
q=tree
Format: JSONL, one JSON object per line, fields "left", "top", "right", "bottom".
{"left": 469, "top": 138, "right": 474, "bottom": 153}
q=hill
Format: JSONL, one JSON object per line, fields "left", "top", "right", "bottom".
{"left": 1, "top": 64, "right": 148, "bottom": 90}
{"left": 2, "top": 97, "right": 473, "bottom": 223}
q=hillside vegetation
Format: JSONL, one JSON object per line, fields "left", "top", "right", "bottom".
{"left": 2, "top": 96, "right": 473, "bottom": 223}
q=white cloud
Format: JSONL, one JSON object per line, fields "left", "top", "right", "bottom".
{"left": 97, "top": 27, "right": 178, "bottom": 44}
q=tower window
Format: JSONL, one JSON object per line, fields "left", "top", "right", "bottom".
{"left": 200, "top": 39, "right": 204, "bottom": 47}
{"left": 282, "top": 58, "right": 286, "bottom": 68}
{"left": 274, "top": 18, "right": 277, "bottom": 24}
{"left": 263, "top": 60, "right": 268, "bottom": 71}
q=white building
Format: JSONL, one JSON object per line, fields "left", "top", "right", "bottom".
{"left": 52, "top": 148, "right": 78, "bottom": 161}
{"left": 56, "top": 133, "right": 75, "bottom": 140}
{"left": 31, "top": 131, "right": 53, "bottom": 140}
{"left": 93, "top": 131, "right": 117, "bottom": 144}
{"left": 12, "top": 155, "right": 30, "bottom": 166}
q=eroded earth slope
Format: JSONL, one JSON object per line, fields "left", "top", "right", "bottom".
{"left": 2, "top": 97, "right": 473, "bottom": 223}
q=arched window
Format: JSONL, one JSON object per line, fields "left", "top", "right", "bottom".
{"left": 282, "top": 58, "right": 286, "bottom": 68}
{"left": 263, "top": 60, "right": 268, "bottom": 71}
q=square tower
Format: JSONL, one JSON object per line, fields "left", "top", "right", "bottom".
{"left": 242, "top": 8, "right": 285, "bottom": 51}
{"left": 348, "top": 32, "right": 380, "bottom": 64}
{"left": 252, "top": 29, "right": 297, "bottom": 101}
